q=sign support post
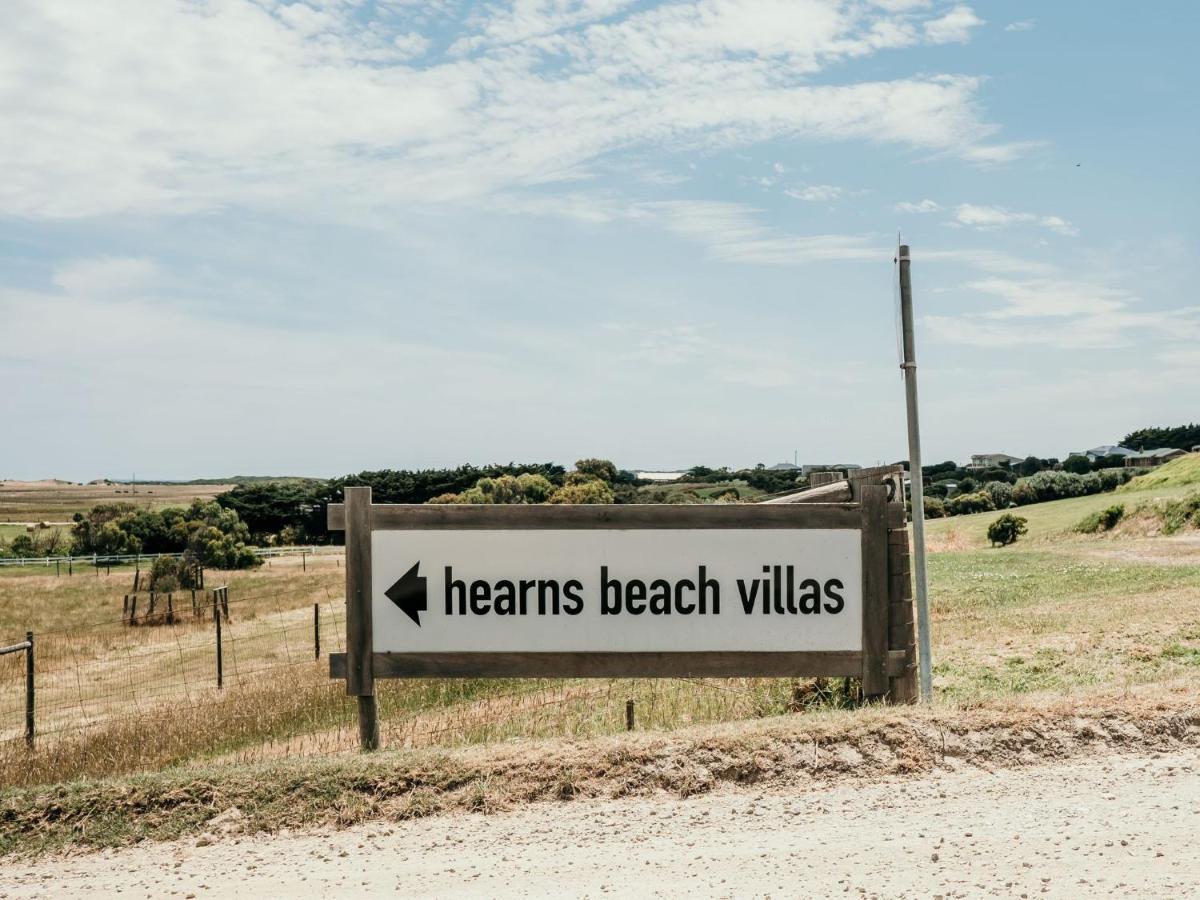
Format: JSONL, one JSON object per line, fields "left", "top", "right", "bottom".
{"left": 344, "top": 486, "right": 379, "bottom": 750}
{"left": 898, "top": 243, "right": 933, "bottom": 701}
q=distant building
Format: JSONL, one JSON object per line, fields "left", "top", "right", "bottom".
{"left": 634, "top": 471, "right": 686, "bottom": 482}
{"left": 1124, "top": 448, "right": 1188, "bottom": 468}
{"left": 966, "top": 453, "right": 1023, "bottom": 470}
{"left": 1068, "top": 445, "right": 1135, "bottom": 462}
{"left": 766, "top": 462, "right": 799, "bottom": 472}
{"left": 800, "top": 463, "right": 862, "bottom": 477}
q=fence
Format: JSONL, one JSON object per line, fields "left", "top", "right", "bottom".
{"left": 0, "top": 548, "right": 902, "bottom": 788}
{"left": 0, "top": 545, "right": 344, "bottom": 569}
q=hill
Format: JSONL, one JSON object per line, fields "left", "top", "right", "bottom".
{"left": 1118, "top": 453, "right": 1200, "bottom": 492}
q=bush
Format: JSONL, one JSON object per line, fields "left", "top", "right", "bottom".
{"left": 1013, "top": 470, "right": 1106, "bottom": 505}
{"left": 1075, "top": 504, "right": 1125, "bottom": 534}
{"left": 948, "top": 491, "right": 995, "bottom": 516}
{"left": 1162, "top": 493, "right": 1200, "bottom": 535}
{"left": 548, "top": 480, "right": 614, "bottom": 504}
{"left": 983, "top": 481, "right": 1014, "bottom": 509}
{"left": 922, "top": 497, "right": 947, "bottom": 518}
{"left": 987, "top": 513, "right": 1028, "bottom": 547}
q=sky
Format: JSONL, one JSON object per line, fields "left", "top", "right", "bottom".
{"left": 2, "top": 0, "right": 1197, "bottom": 481}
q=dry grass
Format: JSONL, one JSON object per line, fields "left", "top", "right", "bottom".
{"left": 0, "top": 497, "right": 1198, "bottom": 804}
{"left": 0, "top": 480, "right": 233, "bottom": 523}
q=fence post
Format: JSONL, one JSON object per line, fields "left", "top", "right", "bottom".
{"left": 314, "top": 602, "right": 320, "bottom": 659}
{"left": 303, "top": 551, "right": 307, "bottom": 572}
{"left": 25, "top": 631, "right": 34, "bottom": 748}
{"left": 215, "top": 598, "right": 224, "bottom": 689}
{"left": 68, "top": 556, "right": 73, "bottom": 576}
{"left": 625, "top": 698, "right": 635, "bottom": 731}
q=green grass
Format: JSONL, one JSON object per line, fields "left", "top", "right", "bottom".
{"left": 1118, "top": 453, "right": 1200, "bottom": 492}
{"left": 926, "top": 484, "right": 1198, "bottom": 550}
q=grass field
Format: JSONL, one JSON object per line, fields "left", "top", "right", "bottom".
{"left": 0, "top": 480, "right": 234, "bottom": 524}
{"left": 0, "top": 482, "right": 1196, "bottom": 802}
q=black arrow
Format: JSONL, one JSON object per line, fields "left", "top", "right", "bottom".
{"left": 385, "top": 561, "right": 427, "bottom": 626}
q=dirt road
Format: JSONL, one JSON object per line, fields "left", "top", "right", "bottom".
{"left": 5, "top": 749, "right": 1198, "bottom": 898}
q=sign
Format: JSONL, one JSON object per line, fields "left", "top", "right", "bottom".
{"left": 328, "top": 485, "right": 918, "bottom": 749}
{"left": 370, "top": 529, "right": 862, "bottom": 653}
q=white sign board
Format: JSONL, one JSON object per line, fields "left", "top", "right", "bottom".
{"left": 370, "top": 529, "right": 862, "bottom": 653}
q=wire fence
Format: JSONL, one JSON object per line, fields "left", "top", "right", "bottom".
{"left": 0, "top": 563, "right": 812, "bottom": 788}
{"left": 0, "top": 545, "right": 344, "bottom": 568}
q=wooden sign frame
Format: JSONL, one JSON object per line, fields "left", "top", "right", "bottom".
{"left": 328, "top": 485, "right": 913, "bottom": 750}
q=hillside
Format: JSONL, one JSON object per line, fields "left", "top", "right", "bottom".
{"left": 1118, "top": 453, "right": 1200, "bottom": 492}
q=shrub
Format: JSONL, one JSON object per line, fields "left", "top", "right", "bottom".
{"left": 1162, "top": 493, "right": 1200, "bottom": 535}
{"left": 1013, "top": 470, "right": 1106, "bottom": 504}
{"left": 983, "top": 481, "right": 1014, "bottom": 509}
{"left": 987, "top": 513, "right": 1028, "bottom": 547}
{"left": 1075, "top": 504, "right": 1125, "bottom": 534}
{"left": 548, "top": 480, "right": 614, "bottom": 504}
{"left": 922, "top": 497, "right": 947, "bottom": 518}
{"left": 948, "top": 491, "right": 995, "bottom": 516}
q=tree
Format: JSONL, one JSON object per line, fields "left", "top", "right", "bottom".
{"left": 987, "top": 513, "right": 1028, "bottom": 547}
{"left": 1122, "top": 424, "right": 1200, "bottom": 451}
{"left": 574, "top": 458, "right": 618, "bottom": 483}
{"left": 1062, "top": 454, "right": 1092, "bottom": 475}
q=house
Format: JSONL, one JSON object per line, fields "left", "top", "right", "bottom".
{"left": 1069, "top": 445, "right": 1135, "bottom": 462}
{"left": 966, "top": 453, "right": 1023, "bottom": 470}
{"left": 1124, "top": 448, "right": 1188, "bottom": 468}
{"left": 766, "top": 462, "right": 799, "bottom": 472}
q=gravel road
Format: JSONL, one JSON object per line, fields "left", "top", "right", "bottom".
{"left": 5, "top": 749, "right": 1198, "bottom": 898}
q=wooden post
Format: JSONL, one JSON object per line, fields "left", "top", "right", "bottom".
{"left": 302, "top": 551, "right": 307, "bottom": 572}
{"left": 68, "top": 556, "right": 72, "bottom": 576}
{"left": 167, "top": 593, "right": 174, "bottom": 625}
{"left": 55, "top": 560, "right": 60, "bottom": 577}
{"left": 129, "top": 594, "right": 137, "bottom": 625}
{"left": 314, "top": 602, "right": 320, "bottom": 659}
{"left": 344, "top": 486, "right": 378, "bottom": 750}
{"left": 625, "top": 698, "right": 635, "bottom": 731}
{"left": 215, "top": 599, "right": 224, "bottom": 689}
{"left": 887, "top": 523, "right": 918, "bottom": 704}
{"left": 859, "top": 484, "right": 889, "bottom": 698}
{"left": 24, "top": 631, "right": 34, "bottom": 748}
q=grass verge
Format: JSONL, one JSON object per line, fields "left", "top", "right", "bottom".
{"left": 2, "top": 689, "right": 1197, "bottom": 858}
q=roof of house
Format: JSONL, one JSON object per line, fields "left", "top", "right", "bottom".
{"left": 767, "top": 462, "right": 799, "bottom": 471}
{"left": 1087, "top": 445, "right": 1134, "bottom": 457}
{"left": 1126, "top": 447, "right": 1186, "bottom": 460}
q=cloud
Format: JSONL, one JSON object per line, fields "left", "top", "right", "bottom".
{"left": 1004, "top": 19, "right": 1035, "bottom": 32}
{"left": 925, "top": 278, "right": 1200, "bottom": 349}
{"left": 52, "top": 257, "right": 160, "bottom": 297}
{"left": 953, "top": 204, "right": 1078, "bottom": 236}
{"left": 923, "top": 5, "right": 983, "bottom": 43}
{"left": 0, "top": 1, "right": 1018, "bottom": 220}
{"left": 894, "top": 199, "right": 942, "bottom": 213}
{"left": 648, "top": 201, "right": 883, "bottom": 265}
{"left": 785, "top": 184, "right": 843, "bottom": 202}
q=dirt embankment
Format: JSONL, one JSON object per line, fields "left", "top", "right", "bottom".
{"left": 3, "top": 689, "right": 1198, "bottom": 858}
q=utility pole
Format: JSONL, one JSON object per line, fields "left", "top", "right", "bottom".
{"left": 898, "top": 244, "right": 932, "bottom": 701}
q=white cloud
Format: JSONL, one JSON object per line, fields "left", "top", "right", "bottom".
{"left": 1004, "top": 19, "right": 1035, "bottom": 32}
{"left": 926, "top": 278, "right": 1200, "bottom": 349}
{"left": 923, "top": 5, "right": 983, "bottom": 43}
{"left": 785, "top": 184, "right": 843, "bottom": 202}
{"left": 0, "top": 0, "right": 1019, "bottom": 220}
{"left": 52, "top": 257, "right": 160, "bottom": 297}
{"left": 894, "top": 199, "right": 942, "bottom": 213}
{"left": 953, "top": 204, "right": 1078, "bottom": 236}
{"left": 648, "top": 201, "right": 882, "bottom": 265}
{"left": 392, "top": 31, "right": 431, "bottom": 59}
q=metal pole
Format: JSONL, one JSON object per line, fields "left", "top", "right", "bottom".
{"left": 25, "top": 631, "right": 34, "bottom": 747}
{"left": 899, "top": 244, "right": 933, "bottom": 701}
